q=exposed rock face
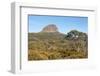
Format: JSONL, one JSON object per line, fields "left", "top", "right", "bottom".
{"left": 42, "top": 24, "right": 58, "bottom": 32}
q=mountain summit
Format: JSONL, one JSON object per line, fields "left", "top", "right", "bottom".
{"left": 42, "top": 24, "right": 58, "bottom": 32}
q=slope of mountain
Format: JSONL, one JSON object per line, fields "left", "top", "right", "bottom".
{"left": 28, "top": 32, "right": 66, "bottom": 41}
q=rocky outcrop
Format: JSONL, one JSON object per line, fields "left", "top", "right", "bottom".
{"left": 42, "top": 24, "right": 58, "bottom": 32}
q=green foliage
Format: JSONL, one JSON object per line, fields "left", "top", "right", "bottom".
{"left": 65, "top": 30, "right": 87, "bottom": 41}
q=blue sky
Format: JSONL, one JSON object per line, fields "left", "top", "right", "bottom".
{"left": 28, "top": 15, "right": 88, "bottom": 34}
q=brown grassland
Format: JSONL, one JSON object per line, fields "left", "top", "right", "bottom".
{"left": 28, "top": 30, "right": 88, "bottom": 60}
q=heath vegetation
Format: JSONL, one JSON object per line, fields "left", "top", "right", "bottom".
{"left": 28, "top": 27, "right": 88, "bottom": 60}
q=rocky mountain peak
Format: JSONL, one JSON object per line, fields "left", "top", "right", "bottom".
{"left": 42, "top": 24, "right": 58, "bottom": 32}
